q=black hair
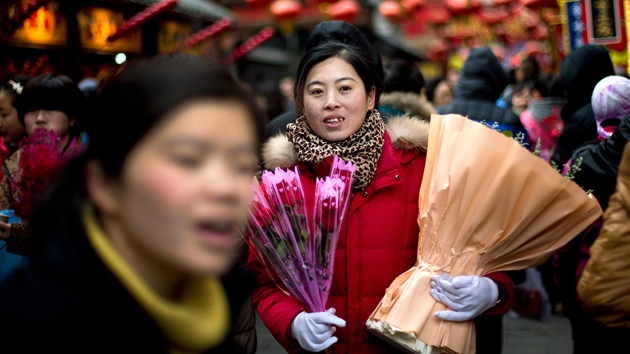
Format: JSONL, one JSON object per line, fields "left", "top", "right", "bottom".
{"left": 513, "top": 78, "right": 549, "bottom": 97}
{"left": 518, "top": 57, "right": 540, "bottom": 82}
{"left": 16, "top": 73, "right": 86, "bottom": 140}
{"left": 294, "top": 41, "right": 381, "bottom": 115}
{"left": 425, "top": 76, "right": 447, "bottom": 103}
{"left": 382, "top": 59, "right": 424, "bottom": 94}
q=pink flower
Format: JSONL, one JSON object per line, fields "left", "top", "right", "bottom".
{"left": 243, "top": 156, "right": 355, "bottom": 312}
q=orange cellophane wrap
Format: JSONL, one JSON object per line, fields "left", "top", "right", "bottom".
{"left": 367, "top": 114, "right": 603, "bottom": 354}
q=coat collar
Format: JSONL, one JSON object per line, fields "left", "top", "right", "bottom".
{"left": 262, "top": 114, "right": 430, "bottom": 170}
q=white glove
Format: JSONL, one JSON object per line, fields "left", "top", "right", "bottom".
{"left": 291, "top": 308, "right": 346, "bottom": 352}
{"left": 430, "top": 275, "right": 499, "bottom": 322}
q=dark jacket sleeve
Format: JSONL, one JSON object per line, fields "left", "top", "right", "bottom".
{"left": 484, "top": 271, "right": 514, "bottom": 315}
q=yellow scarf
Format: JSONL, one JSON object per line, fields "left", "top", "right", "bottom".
{"left": 82, "top": 204, "right": 230, "bottom": 353}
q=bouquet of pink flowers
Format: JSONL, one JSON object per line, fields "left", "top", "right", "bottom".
{"left": 245, "top": 156, "right": 355, "bottom": 312}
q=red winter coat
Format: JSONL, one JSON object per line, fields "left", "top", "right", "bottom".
{"left": 250, "top": 116, "right": 513, "bottom": 354}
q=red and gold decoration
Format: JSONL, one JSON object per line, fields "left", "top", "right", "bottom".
{"left": 107, "top": 0, "right": 178, "bottom": 42}
{"left": 3, "top": 1, "right": 66, "bottom": 47}
{"left": 171, "top": 17, "right": 232, "bottom": 52}
{"left": 223, "top": 26, "right": 275, "bottom": 65}
{"left": 2, "top": 0, "right": 48, "bottom": 36}
{"left": 78, "top": 7, "right": 141, "bottom": 53}
{"left": 326, "top": 0, "right": 361, "bottom": 21}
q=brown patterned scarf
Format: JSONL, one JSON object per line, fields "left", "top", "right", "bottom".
{"left": 286, "top": 109, "right": 385, "bottom": 190}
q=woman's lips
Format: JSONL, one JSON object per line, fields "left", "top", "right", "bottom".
{"left": 196, "top": 219, "right": 238, "bottom": 249}
{"left": 324, "top": 116, "right": 344, "bottom": 128}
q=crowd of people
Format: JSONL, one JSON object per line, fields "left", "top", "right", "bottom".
{"left": 0, "top": 20, "right": 628, "bottom": 353}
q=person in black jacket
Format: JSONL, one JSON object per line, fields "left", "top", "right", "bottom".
{"left": 551, "top": 44, "right": 615, "bottom": 167}
{"left": 0, "top": 54, "right": 265, "bottom": 353}
{"left": 437, "top": 47, "right": 528, "bottom": 141}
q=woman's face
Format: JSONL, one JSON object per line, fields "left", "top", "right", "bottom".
{"left": 302, "top": 57, "right": 375, "bottom": 142}
{"left": 24, "top": 109, "right": 74, "bottom": 138}
{"left": 433, "top": 81, "right": 453, "bottom": 107}
{"left": 98, "top": 99, "right": 258, "bottom": 280}
{"left": 0, "top": 90, "right": 26, "bottom": 144}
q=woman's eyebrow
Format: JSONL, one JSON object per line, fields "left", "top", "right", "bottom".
{"left": 306, "top": 77, "right": 357, "bottom": 89}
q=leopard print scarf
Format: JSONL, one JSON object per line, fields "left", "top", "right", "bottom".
{"left": 286, "top": 109, "right": 385, "bottom": 190}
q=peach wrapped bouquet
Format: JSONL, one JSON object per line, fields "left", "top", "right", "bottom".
{"left": 366, "top": 114, "right": 603, "bottom": 354}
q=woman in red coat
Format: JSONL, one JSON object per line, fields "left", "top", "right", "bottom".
{"left": 249, "top": 41, "right": 514, "bottom": 354}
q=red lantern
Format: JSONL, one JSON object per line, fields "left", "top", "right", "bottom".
{"left": 270, "top": 0, "right": 301, "bottom": 21}
{"left": 488, "top": 0, "right": 514, "bottom": 6}
{"left": 477, "top": 6, "right": 509, "bottom": 25}
{"left": 425, "top": 5, "right": 451, "bottom": 25}
{"left": 402, "top": 0, "right": 425, "bottom": 13}
{"left": 328, "top": 0, "right": 361, "bottom": 21}
{"left": 446, "top": 0, "right": 480, "bottom": 15}
{"left": 378, "top": 0, "right": 401, "bottom": 21}
{"left": 520, "top": 0, "right": 558, "bottom": 9}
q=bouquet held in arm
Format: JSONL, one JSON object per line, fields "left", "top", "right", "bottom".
{"left": 366, "top": 114, "right": 603, "bottom": 354}
{"left": 245, "top": 155, "right": 355, "bottom": 312}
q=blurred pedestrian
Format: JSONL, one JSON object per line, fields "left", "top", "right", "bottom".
{"left": 379, "top": 58, "right": 436, "bottom": 121}
{"left": 0, "top": 55, "right": 265, "bottom": 352}
{"left": 437, "top": 46, "right": 528, "bottom": 139}
{"left": 551, "top": 44, "right": 615, "bottom": 167}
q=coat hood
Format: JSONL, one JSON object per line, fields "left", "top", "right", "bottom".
{"left": 454, "top": 47, "right": 508, "bottom": 102}
{"left": 379, "top": 92, "right": 437, "bottom": 121}
{"left": 560, "top": 44, "right": 614, "bottom": 116}
{"left": 262, "top": 114, "right": 429, "bottom": 170}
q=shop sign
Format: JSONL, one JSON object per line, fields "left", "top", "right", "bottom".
{"left": 77, "top": 7, "right": 141, "bottom": 53}
{"left": 585, "top": 0, "right": 622, "bottom": 44}
{"left": 5, "top": 2, "right": 66, "bottom": 47}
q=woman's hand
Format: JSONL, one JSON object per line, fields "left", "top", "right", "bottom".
{"left": 430, "top": 275, "right": 499, "bottom": 321}
{"left": 0, "top": 221, "right": 11, "bottom": 240}
{"left": 291, "top": 308, "right": 346, "bottom": 352}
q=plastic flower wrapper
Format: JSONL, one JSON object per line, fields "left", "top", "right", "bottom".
{"left": 244, "top": 156, "right": 355, "bottom": 313}
{"left": 11, "top": 129, "right": 86, "bottom": 221}
{"left": 314, "top": 157, "right": 355, "bottom": 307}
{"left": 366, "top": 114, "right": 603, "bottom": 354}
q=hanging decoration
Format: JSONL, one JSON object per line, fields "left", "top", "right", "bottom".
{"left": 107, "top": 0, "right": 178, "bottom": 42}
{"left": 327, "top": 0, "right": 361, "bottom": 22}
{"left": 269, "top": 0, "right": 302, "bottom": 20}
{"left": 446, "top": 0, "right": 481, "bottom": 16}
{"left": 2, "top": 0, "right": 48, "bottom": 36}
{"left": 424, "top": 4, "right": 452, "bottom": 26}
{"left": 521, "top": 0, "right": 559, "bottom": 9}
{"left": 223, "top": 26, "right": 275, "bottom": 65}
{"left": 269, "top": 0, "right": 301, "bottom": 36}
{"left": 402, "top": 0, "right": 425, "bottom": 13}
{"left": 378, "top": 0, "right": 402, "bottom": 21}
{"left": 171, "top": 17, "right": 232, "bottom": 52}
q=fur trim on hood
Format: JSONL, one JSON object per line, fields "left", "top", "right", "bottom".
{"left": 262, "top": 114, "right": 429, "bottom": 170}
{"left": 379, "top": 92, "right": 437, "bottom": 121}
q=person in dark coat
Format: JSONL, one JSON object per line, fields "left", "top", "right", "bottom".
{"left": 553, "top": 75, "right": 630, "bottom": 354}
{"left": 437, "top": 47, "right": 528, "bottom": 140}
{"left": 0, "top": 54, "right": 265, "bottom": 353}
{"left": 265, "top": 21, "right": 384, "bottom": 139}
{"left": 550, "top": 44, "right": 615, "bottom": 167}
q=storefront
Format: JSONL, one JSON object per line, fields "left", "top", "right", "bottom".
{"left": 0, "top": 0, "right": 233, "bottom": 82}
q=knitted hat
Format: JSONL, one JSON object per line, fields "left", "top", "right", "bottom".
{"left": 591, "top": 75, "right": 630, "bottom": 140}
